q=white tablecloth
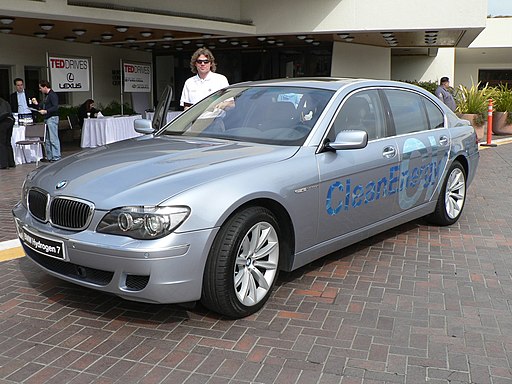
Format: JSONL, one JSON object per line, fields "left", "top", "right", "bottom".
{"left": 11, "top": 125, "right": 43, "bottom": 165}
{"left": 81, "top": 115, "right": 143, "bottom": 148}
{"left": 145, "top": 111, "right": 182, "bottom": 125}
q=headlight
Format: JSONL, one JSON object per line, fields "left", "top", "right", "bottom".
{"left": 97, "top": 206, "right": 190, "bottom": 239}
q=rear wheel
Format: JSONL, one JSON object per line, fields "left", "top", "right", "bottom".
{"left": 201, "top": 207, "right": 280, "bottom": 318}
{"left": 427, "top": 160, "right": 466, "bottom": 226}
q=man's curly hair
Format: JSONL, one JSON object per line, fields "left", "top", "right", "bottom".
{"left": 190, "top": 47, "right": 217, "bottom": 74}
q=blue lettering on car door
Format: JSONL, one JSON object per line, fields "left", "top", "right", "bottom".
{"left": 326, "top": 135, "right": 447, "bottom": 215}
{"left": 398, "top": 136, "right": 447, "bottom": 209}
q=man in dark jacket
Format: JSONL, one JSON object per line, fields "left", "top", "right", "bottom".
{"left": 435, "top": 76, "right": 457, "bottom": 112}
{"left": 33, "top": 80, "right": 60, "bottom": 162}
{"left": 0, "top": 97, "right": 16, "bottom": 169}
{"left": 9, "top": 78, "right": 35, "bottom": 123}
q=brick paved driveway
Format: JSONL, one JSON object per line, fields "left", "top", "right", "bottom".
{"left": 1, "top": 143, "right": 512, "bottom": 383}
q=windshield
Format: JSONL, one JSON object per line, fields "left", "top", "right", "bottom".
{"left": 157, "top": 86, "right": 334, "bottom": 145}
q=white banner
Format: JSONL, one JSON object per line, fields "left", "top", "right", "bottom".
{"left": 49, "top": 56, "right": 90, "bottom": 92}
{"left": 123, "top": 62, "right": 151, "bottom": 93}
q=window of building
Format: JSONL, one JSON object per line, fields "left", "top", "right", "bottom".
{"left": 479, "top": 69, "right": 512, "bottom": 87}
{"left": 24, "top": 67, "right": 42, "bottom": 101}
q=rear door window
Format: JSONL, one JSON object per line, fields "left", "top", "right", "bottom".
{"left": 384, "top": 89, "right": 429, "bottom": 135}
{"left": 423, "top": 98, "right": 445, "bottom": 129}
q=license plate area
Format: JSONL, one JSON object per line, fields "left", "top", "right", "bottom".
{"left": 17, "top": 224, "right": 65, "bottom": 260}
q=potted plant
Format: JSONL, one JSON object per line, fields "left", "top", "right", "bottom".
{"left": 492, "top": 84, "right": 512, "bottom": 135}
{"left": 455, "top": 81, "right": 492, "bottom": 140}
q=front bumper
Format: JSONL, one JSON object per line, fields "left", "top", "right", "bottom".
{"left": 12, "top": 202, "right": 218, "bottom": 304}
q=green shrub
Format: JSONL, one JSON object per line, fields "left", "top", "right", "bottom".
{"left": 58, "top": 105, "right": 79, "bottom": 119}
{"left": 403, "top": 80, "right": 438, "bottom": 95}
{"left": 99, "top": 101, "right": 135, "bottom": 116}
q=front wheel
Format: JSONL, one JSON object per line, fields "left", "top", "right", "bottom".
{"left": 201, "top": 207, "right": 281, "bottom": 318}
{"left": 427, "top": 160, "right": 466, "bottom": 226}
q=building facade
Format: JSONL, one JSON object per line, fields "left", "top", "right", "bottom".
{"left": 0, "top": 0, "right": 509, "bottom": 111}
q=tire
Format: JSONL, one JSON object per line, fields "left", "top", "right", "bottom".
{"left": 427, "top": 160, "right": 466, "bottom": 226}
{"left": 201, "top": 206, "right": 281, "bottom": 318}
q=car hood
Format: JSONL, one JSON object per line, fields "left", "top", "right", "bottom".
{"left": 29, "top": 136, "right": 298, "bottom": 208}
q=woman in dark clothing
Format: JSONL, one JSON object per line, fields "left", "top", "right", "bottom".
{"left": 78, "top": 99, "right": 100, "bottom": 127}
{"left": 0, "top": 97, "right": 16, "bottom": 169}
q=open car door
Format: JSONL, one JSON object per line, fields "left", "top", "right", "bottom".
{"left": 152, "top": 85, "right": 173, "bottom": 131}
{"left": 134, "top": 85, "right": 173, "bottom": 134}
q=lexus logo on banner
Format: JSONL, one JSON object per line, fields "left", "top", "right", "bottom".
{"left": 49, "top": 56, "right": 90, "bottom": 92}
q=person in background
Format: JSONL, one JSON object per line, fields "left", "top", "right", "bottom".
{"left": 180, "top": 47, "right": 229, "bottom": 110}
{"left": 0, "top": 97, "right": 16, "bottom": 169}
{"left": 435, "top": 76, "right": 457, "bottom": 112}
{"left": 9, "top": 77, "right": 35, "bottom": 123}
{"left": 78, "top": 99, "right": 100, "bottom": 127}
{"left": 32, "top": 80, "right": 61, "bottom": 162}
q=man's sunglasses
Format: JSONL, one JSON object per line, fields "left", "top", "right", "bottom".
{"left": 195, "top": 59, "right": 210, "bottom": 64}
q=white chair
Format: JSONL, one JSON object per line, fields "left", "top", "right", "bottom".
{"left": 16, "top": 123, "right": 46, "bottom": 166}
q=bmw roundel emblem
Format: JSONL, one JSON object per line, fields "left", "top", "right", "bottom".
{"left": 56, "top": 180, "right": 68, "bottom": 190}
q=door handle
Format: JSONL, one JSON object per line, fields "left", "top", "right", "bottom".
{"left": 382, "top": 146, "right": 396, "bottom": 158}
{"left": 439, "top": 135, "right": 449, "bottom": 146}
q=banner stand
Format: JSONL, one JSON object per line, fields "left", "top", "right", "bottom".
{"left": 120, "top": 59, "right": 124, "bottom": 116}
{"left": 90, "top": 56, "right": 94, "bottom": 101}
{"left": 121, "top": 60, "right": 152, "bottom": 116}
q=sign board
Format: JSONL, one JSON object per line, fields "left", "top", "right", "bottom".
{"left": 123, "top": 62, "right": 151, "bottom": 92}
{"left": 48, "top": 56, "right": 90, "bottom": 92}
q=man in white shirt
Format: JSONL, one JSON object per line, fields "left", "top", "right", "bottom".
{"left": 180, "top": 48, "right": 229, "bottom": 110}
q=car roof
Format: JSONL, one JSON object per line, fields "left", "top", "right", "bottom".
{"left": 229, "top": 77, "right": 422, "bottom": 92}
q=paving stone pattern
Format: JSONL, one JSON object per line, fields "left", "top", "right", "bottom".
{"left": 1, "top": 144, "right": 512, "bottom": 383}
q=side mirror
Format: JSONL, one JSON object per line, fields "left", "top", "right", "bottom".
{"left": 324, "top": 130, "right": 368, "bottom": 151}
{"left": 134, "top": 118, "right": 155, "bottom": 134}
